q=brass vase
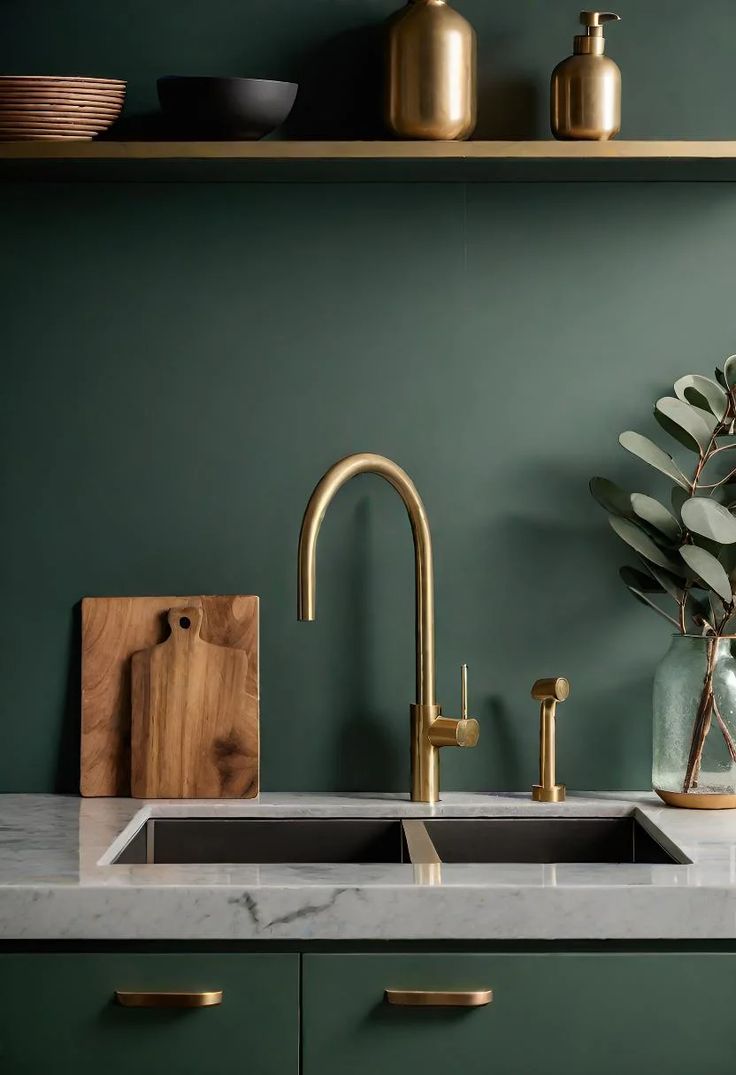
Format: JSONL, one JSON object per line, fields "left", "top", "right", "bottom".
{"left": 386, "top": 0, "right": 476, "bottom": 140}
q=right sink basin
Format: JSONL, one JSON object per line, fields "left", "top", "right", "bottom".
{"left": 422, "top": 817, "right": 687, "bottom": 865}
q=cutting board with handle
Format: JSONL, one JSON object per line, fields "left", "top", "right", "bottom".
{"left": 130, "top": 605, "right": 257, "bottom": 798}
{"left": 81, "top": 595, "right": 259, "bottom": 796}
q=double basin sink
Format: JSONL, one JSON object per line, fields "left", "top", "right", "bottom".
{"left": 114, "top": 815, "right": 686, "bottom": 866}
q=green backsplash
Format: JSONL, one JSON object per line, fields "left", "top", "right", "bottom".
{"left": 1, "top": 1, "right": 736, "bottom": 793}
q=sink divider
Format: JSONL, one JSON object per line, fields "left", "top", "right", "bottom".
{"left": 402, "top": 821, "right": 441, "bottom": 865}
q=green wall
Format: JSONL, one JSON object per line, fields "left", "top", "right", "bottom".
{"left": 1, "top": 1, "right": 736, "bottom": 793}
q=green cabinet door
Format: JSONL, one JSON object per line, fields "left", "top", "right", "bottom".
{"left": 0, "top": 953, "right": 298, "bottom": 1075}
{"left": 303, "top": 952, "right": 736, "bottom": 1075}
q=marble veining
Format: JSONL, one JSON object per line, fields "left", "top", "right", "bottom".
{"left": 1, "top": 791, "right": 736, "bottom": 940}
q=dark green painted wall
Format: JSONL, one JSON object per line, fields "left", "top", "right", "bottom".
{"left": 2, "top": 2, "right": 736, "bottom": 793}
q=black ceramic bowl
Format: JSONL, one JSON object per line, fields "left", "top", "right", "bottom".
{"left": 157, "top": 76, "right": 298, "bottom": 139}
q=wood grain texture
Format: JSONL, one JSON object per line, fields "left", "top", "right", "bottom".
{"left": 81, "top": 596, "right": 259, "bottom": 797}
{"left": 131, "top": 606, "right": 256, "bottom": 799}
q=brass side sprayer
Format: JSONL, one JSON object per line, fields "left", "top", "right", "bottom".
{"left": 531, "top": 677, "right": 569, "bottom": 803}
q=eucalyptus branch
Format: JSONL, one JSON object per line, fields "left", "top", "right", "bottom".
{"left": 697, "top": 468, "right": 736, "bottom": 491}
{"left": 591, "top": 361, "right": 736, "bottom": 797}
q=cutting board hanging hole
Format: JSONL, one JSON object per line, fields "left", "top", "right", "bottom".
{"left": 168, "top": 606, "right": 202, "bottom": 637}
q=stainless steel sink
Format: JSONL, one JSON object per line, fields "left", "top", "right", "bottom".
{"left": 422, "top": 817, "right": 687, "bottom": 865}
{"left": 114, "top": 819, "right": 412, "bottom": 865}
{"left": 112, "top": 815, "right": 686, "bottom": 866}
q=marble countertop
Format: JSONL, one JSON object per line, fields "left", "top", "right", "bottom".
{"left": 2, "top": 791, "right": 736, "bottom": 941}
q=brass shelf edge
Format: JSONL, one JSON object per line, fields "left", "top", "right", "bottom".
{"left": 2, "top": 139, "right": 736, "bottom": 162}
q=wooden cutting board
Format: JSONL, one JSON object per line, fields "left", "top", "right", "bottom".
{"left": 81, "top": 595, "right": 259, "bottom": 797}
{"left": 131, "top": 606, "right": 256, "bottom": 798}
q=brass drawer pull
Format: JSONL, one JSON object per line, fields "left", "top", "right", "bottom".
{"left": 385, "top": 989, "right": 492, "bottom": 1008}
{"left": 115, "top": 990, "right": 223, "bottom": 1008}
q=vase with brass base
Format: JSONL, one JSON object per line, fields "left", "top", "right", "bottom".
{"left": 653, "top": 635, "right": 736, "bottom": 809}
{"left": 386, "top": 0, "right": 476, "bottom": 140}
{"left": 551, "top": 11, "right": 621, "bottom": 140}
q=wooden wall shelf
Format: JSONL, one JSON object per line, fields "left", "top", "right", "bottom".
{"left": 2, "top": 140, "right": 736, "bottom": 182}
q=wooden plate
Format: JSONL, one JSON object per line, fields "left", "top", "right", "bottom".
{"left": 0, "top": 133, "right": 94, "bottom": 140}
{"left": 0, "top": 123, "right": 104, "bottom": 134}
{"left": 0, "top": 113, "right": 110, "bottom": 124}
{"left": 0, "top": 106, "right": 119, "bottom": 118}
{"left": 0, "top": 101, "right": 122, "bottom": 112}
{"left": 0, "top": 103, "right": 119, "bottom": 113}
{"left": 0, "top": 127, "right": 104, "bottom": 136}
{"left": 0, "top": 76, "right": 125, "bottom": 86}
{"left": 0, "top": 88, "right": 124, "bottom": 97}
{"left": 0, "top": 92, "right": 124, "bottom": 103}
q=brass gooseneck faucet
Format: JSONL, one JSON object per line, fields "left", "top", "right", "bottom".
{"left": 297, "top": 452, "right": 479, "bottom": 803}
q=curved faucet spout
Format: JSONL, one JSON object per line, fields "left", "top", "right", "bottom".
{"left": 297, "top": 452, "right": 435, "bottom": 707}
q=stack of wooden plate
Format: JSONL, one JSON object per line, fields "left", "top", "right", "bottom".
{"left": 0, "top": 76, "right": 126, "bottom": 141}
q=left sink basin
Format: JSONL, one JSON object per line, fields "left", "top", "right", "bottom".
{"left": 113, "top": 818, "right": 409, "bottom": 865}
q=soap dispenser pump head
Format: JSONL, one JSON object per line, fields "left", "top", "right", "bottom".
{"left": 574, "top": 11, "right": 620, "bottom": 55}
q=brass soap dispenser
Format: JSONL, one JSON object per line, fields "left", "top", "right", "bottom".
{"left": 551, "top": 11, "right": 621, "bottom": 140}
{"left": 386, "top": 0, "right": 477, "bottom": 140}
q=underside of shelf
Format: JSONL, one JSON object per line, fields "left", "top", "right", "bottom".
{"left": 3, "top": 140, "right": 736, "bottom": 182}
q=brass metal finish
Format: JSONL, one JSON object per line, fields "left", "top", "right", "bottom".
{"left": 551, "top": 11, "right": 621, "bottom": 141}
{"left": 297, "top": 453, "right": 478, "bottom": 803}
{"left": 5, "top": 141, "right": 736, "bottom": 164}
{"left": 657, "top": 789, "right": 736, "bottom": 810}
{"left": 385, "top": 989, "right": 493, "bottom": 1007}
{"left": 115, "top": 990, "right": 223, "bottom": 1008}
{"left": 531, "top": 677, "right": 569, "bottom": 803}
{"left": 402, "top": 819, "right": 441, "bottom": 864}
{"left": 386, "top": 0, "right": 476, "bottom": 140}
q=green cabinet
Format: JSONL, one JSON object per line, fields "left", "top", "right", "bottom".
{"left": 4, "top": 947, "right": 736, "bottom": 1074}
{"left": 302, "top": 952, "right": 736, "bottom": 1075}
{"left": 0, "top": 953, "right": 298, "bottom": 1075}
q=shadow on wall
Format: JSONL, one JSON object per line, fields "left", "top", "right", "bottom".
{"left": 56, "top": 602, "right": 81, "bottom": 793}
{"left": 475, "top": 77, "right": 540, "bottom": 139}
{"left": 285, "top": 25, "right": 385, "bottom": 139}
{"left": 474, "top": 31, "right": 544, "bottom": 139}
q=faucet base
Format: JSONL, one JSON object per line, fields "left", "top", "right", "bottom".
{"left": 410, "top": 703, "right": 442, "bottom": 804}
{"left": 532, "top": 783, "right": 566, "bottom": 803}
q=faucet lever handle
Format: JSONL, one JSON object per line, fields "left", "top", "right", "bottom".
{"left": 460, "top": 663, "right": 469, "bottom": 720}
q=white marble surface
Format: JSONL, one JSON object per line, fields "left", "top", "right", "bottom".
{"left": 2, "top": 791, "right": 736, "bottom": 940}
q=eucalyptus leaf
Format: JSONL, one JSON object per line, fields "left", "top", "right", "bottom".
{"left": 637, "top": 557, "right": 686, "bottom": 600}
{"left": 618, "top": 431, "right": 690, "bottom": 490}
{"left": 674, "top": 374, "right": 728, "bottom": 421}
{"left": 655, "top": 396, "right": 716, "bottom": 454}
{"left": 716, "top": 366, "right": 728, "bottom": 388}
{"left": 630, "top": 493, "right": 681, "bottom": 543}
{"left": 619, "top": 565, "right": 664, "bottom": 593}
{"left": 625, "top": 586, "right": 680, "bottom": 627}
{"left": 609, "top": 516, "right": 680, "bottom": 571}
{"left": 679, "top": 545, "right": 733, "bottom": 604}
{"left": 589, "top": 477, "right": 632, "bottom": 519}
{"left": 724, "top": 354, "right": 736, "bottom": 390}
{"left": 691, "top": 533, "right": 722, "bottom": 558}
{"left": 681, "top": 497, "right": 736, "bottom": 545}
{"left": 671, "top": 485, "right": 689, "bottom": 519}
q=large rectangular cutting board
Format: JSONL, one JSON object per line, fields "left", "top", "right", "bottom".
{"left": 81, "top": 595, "right": 259, "bottom": 796}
